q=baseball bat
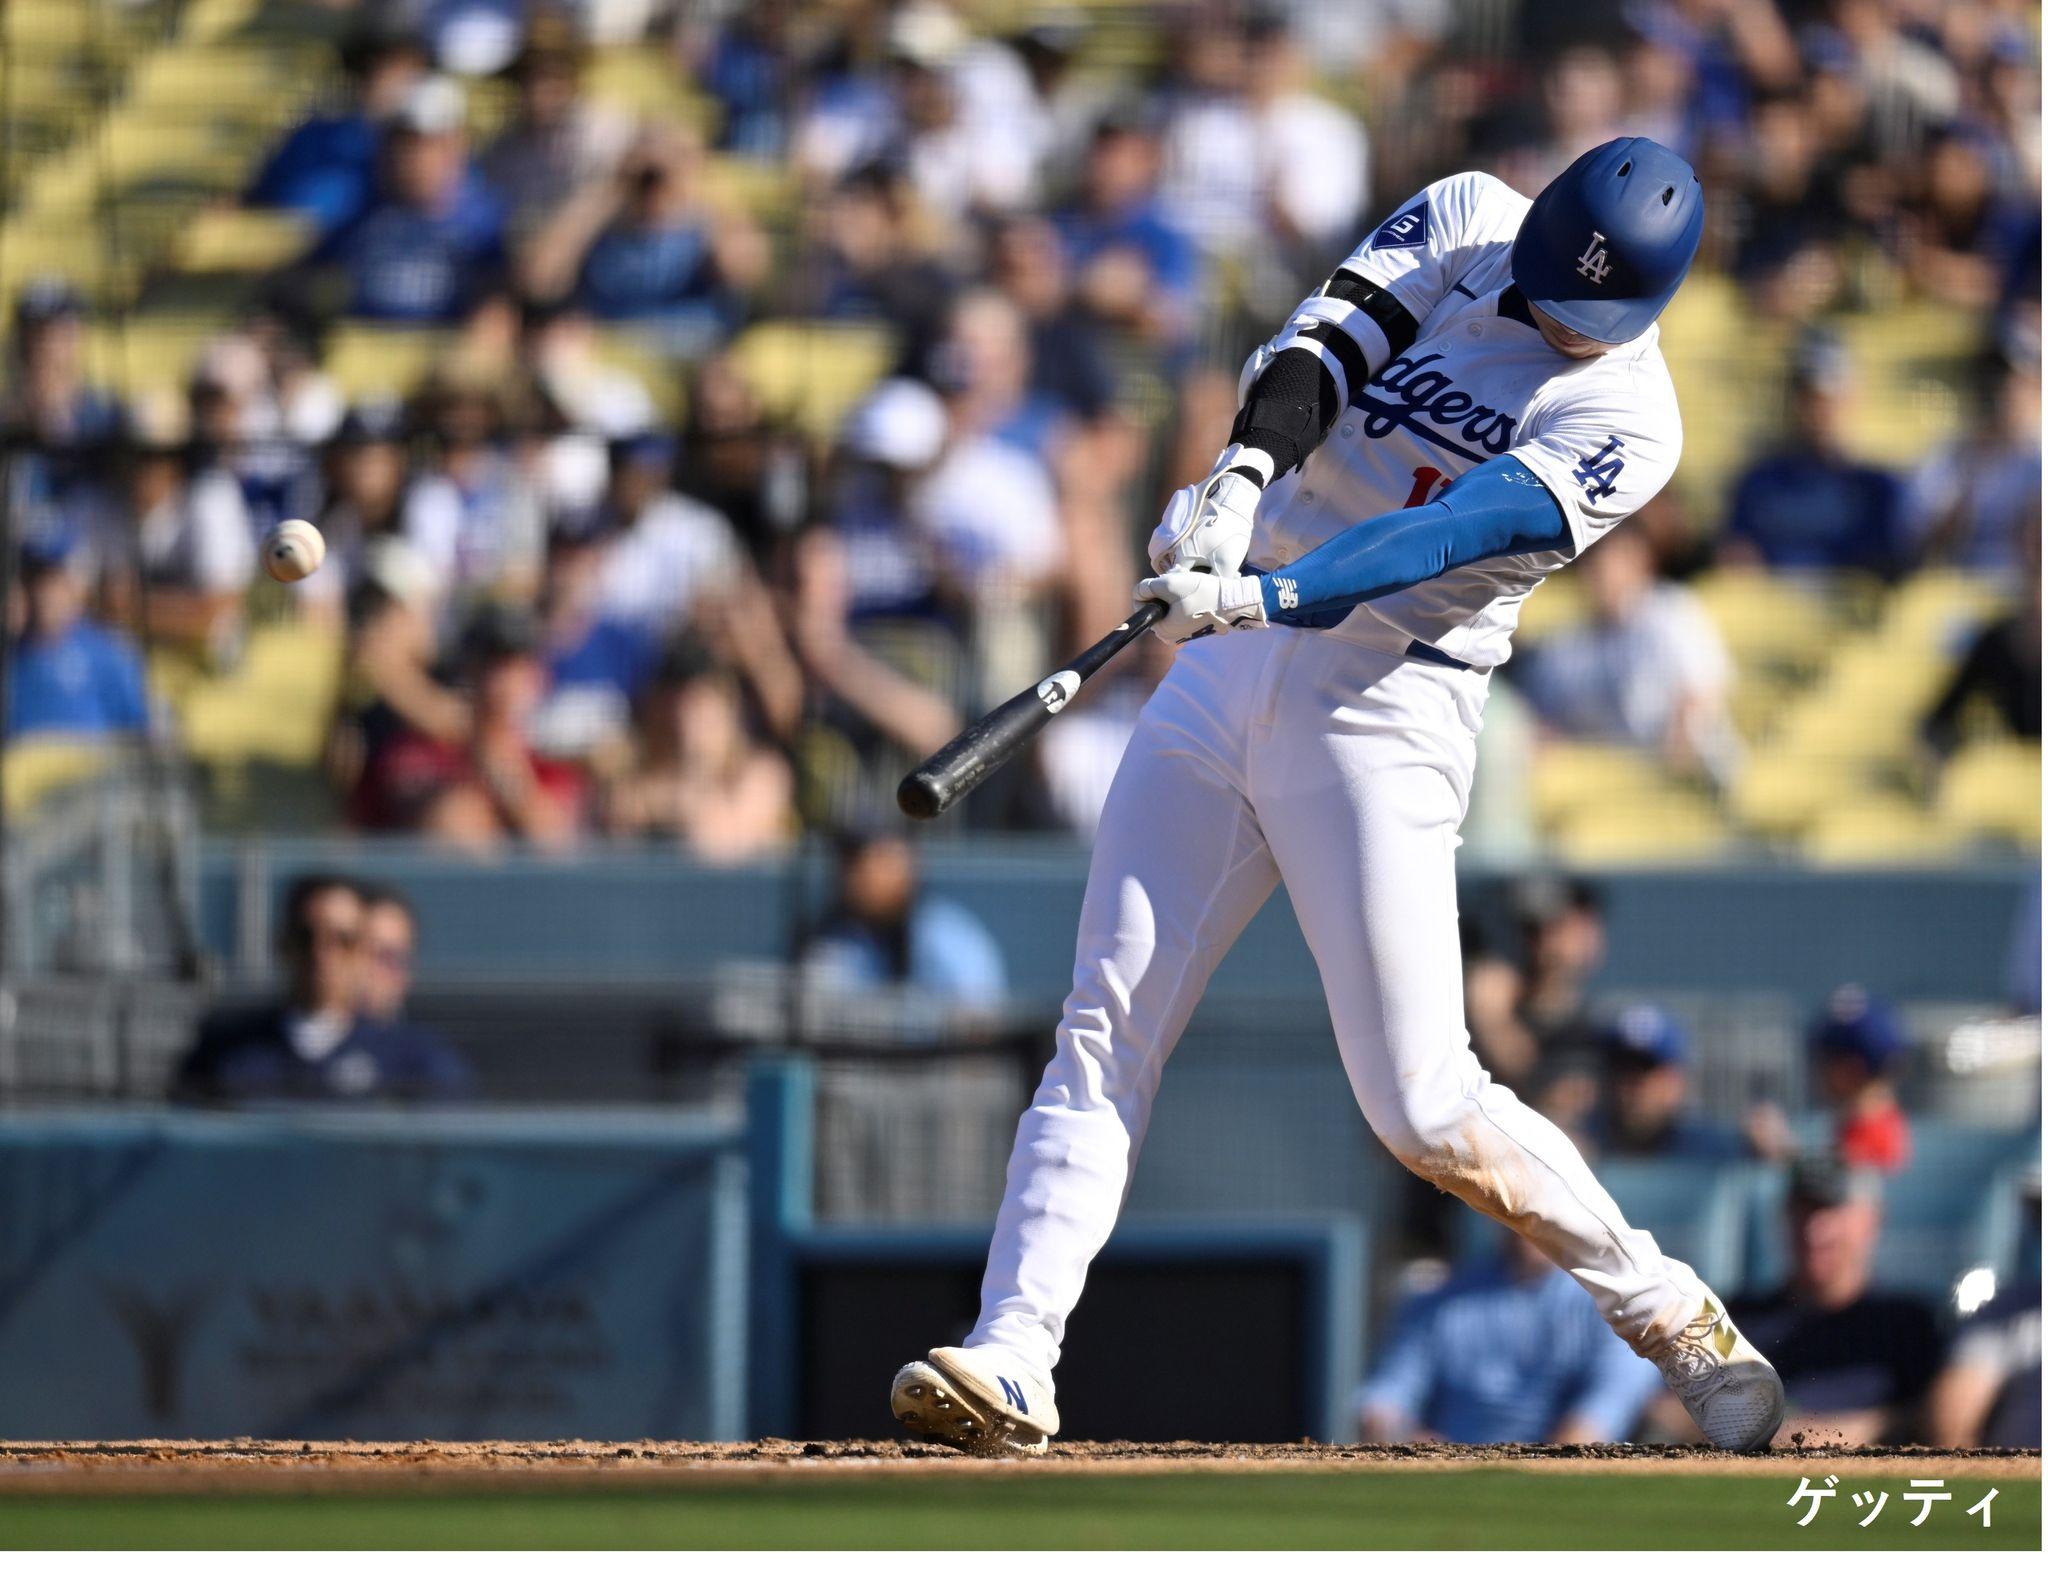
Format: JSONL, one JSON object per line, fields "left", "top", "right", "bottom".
{"left": 898, "top": 600, "right": 1167, "bottom": 820}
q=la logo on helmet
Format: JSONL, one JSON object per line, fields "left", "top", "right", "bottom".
{"left": 1576, "top": 230, "right": 1611, "bottom": 284}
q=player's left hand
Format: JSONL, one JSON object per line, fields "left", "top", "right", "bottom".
{"left": 1134, "top": 569, "right": 1269, "bottom": 644}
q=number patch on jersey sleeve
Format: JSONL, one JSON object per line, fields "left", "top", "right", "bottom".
{"left": 1570, "top": 436, "right": 1628, "bottom": 501}
{"left": 1369, "top": 197, "right": 1430, "bottom": 251}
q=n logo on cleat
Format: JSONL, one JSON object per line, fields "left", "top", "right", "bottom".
{"left": 998, "top": 1377, "right": 1029, "bottom": 1414}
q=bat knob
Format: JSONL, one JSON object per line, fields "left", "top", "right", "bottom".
{"left": 897, "top": 772, "right": 944, "bottom": 820}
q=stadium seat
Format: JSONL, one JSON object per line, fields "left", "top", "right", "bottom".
{"left": 1804, "top": 794, "right": 1969, "bottom": 864}
{"left": 730, "top": 320, "right": 895, "bottom": 443}
{"left": 1936, "top": 740, "right": 2042, "bottom": 847}
{"left": 1, "top": 738, "right": 120, "bottom": 820}
{"left": 325, "top": 325, "right": 459, "bottom": 400}
{"left": 1743, "top": 1124, "right": 2041, "bottom": 1299}
{"left": 175, "top": 619, "right": 345, "bottom": 770}
{"left": 1593, "top": 1159, "right": 1750, "bottom": 1291}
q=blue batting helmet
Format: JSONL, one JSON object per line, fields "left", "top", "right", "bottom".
{"left": 1511, "top": 137, "right": 1704, "bottom": 346}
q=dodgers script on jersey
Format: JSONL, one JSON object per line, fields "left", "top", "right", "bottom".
{"left": 1249, "top": 171, "right": 1684, "bottom": 668}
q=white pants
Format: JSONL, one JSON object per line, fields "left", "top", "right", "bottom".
{"left": 970, "top": 622, "right": 1705, "bottom": 1376}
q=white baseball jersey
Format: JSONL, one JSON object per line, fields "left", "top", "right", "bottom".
{"left": 1248, "top": 170, "right": 1684, "bottom": 669}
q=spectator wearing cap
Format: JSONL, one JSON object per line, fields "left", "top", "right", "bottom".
{"left": 1358, "top": 1226, "right": 1664, "bottom": 1446}
{"left": 1810, "top": 986, "right": 1914, "bottom": 1174}
{"left": 1580, "top": 1005, "right": 1748, "bottom": 1162}
{"left": 246, "top": 25, "right": 429, "bottom": 237}
{"left": 1721, "top": 331, "right": 1906, "bottom": 576}
{"left": 83, "top": 392, "right": 256, "bottom": 657}
{"left": 819, "top": 377, "right": 948, "bottom": 623}
{"left": 523, "top": 125, "right": 766, "bottom": 354}
{"left": 1054, "top": 109, "right": 1203, "bottom": 353}
{"left": 1720, "top": 1156, "right": 1944, "bottom": 1447}
{"left": 1, "top": 281, "right": 122, "bottom": 520}
{"left": 477, "top": 12, "right": 634, "bottom": 248}
{"left": 604, "top": 644, "right": 793, "bottom": 862}
{"left": 354, "top": 604, "right": 584, "bottom": 849}
{"left": 529, "top": 508, "right": 659, "bottom": 763}
{"left": 5, "top": 530, "right": 151, "bottom": 742}
{"left": 307, "top": 76, "right": 509, "bottom": 323}
{"left": 800, "top": 829, "right": 1008, "bottom": 1010}
{"left": 175, "top": 874, "right": 470, "bottom": 1104}
{"left": 1517, "top": 524, "right": 1740, "bottom": 785}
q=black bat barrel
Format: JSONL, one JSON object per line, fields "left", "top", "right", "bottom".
{"left": 898, "top": 601, "right": 1165, "bottom": 820}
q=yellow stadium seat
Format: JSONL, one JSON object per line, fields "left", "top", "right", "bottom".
{"left": 325, "top": 325, "right": 457, "bottom": 400}
{"left": 1881, "top": 570, "right": 2009, "bottom": 655}
{"left": 1690, "top": 568, "right": 1838, "bottom": 671}
{"left": 2, "top": 738, "right": 120, "bottom": 820}
{"left": 1511, "top": 572, "right": 1587, "bottom": 645}
{"left": 1805, "top": 795, "right": 1968, "bottom": 865}
{"left": 1528, "top": 741, "right": 1672, "bottom": 826}
{"left": 177, "top": 621, "right": 345, "bottom": 769}
{"left": 730, "top": 319, "right": 895, "bottom": 443}
{"left": 1936, "top": 740, "right": 2042, "bottom": 847}
{"left": 1730, "top": 752, "right": 1866, "bottom": 837}
{"left": 82, "top": 315, "right": 233, "bottom": 395}
{"left": 171, "top": 207, "right": 312, "bottom": 274}
{"left": 1550, "top": 796, "right": 1732, "bottom": 864}
{"left": 585, "top": 47, "right": 715, "bottom": 131}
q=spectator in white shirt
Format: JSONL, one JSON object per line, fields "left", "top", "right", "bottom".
{"left": 593, "top": 431, "right": 745, "bottom": 635}
{"left": 86, "top": 392, "right": 255, "bottom": 657}
{"left": 1518, "top": 525, "right": 1740, "bottom": 784}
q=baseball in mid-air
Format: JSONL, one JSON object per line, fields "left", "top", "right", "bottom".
{"left": 263, "top": 518, "right": 325, "bottom": 582}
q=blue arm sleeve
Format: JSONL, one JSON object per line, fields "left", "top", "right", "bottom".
{"left": 1261, "top": 456, "right": 1572, "bottom": 625}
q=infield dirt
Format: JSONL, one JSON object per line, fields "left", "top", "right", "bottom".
{"left": 0, "top": 1439, "right": 2036, "bottom": 1491}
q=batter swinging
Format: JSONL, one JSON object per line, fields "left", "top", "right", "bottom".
{"left": 892, "top": 139, "right": 1786, "bottom": 1454}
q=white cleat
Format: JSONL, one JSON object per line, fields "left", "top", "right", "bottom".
{"left": 891, "top": 1345, "right": 1059, "bottom": 1456}
{"left": 1652, "top": 1293, "right": 1785, "bottom": 1452}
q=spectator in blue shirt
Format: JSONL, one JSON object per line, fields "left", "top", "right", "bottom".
{"left": 174, "top": 873, "right": 472, "bottom": 1104}
{"left": 530, "top": 508, "right": 659, "bottom": 761}
{"left": 310, "top": 76, "right": 508, "bottom": 323}
{"left": 355, "top": 881, "right": 475, "bottom": 1091}
{"left": 1581, "top": 1003, "right": 1748, "bottom": 1162}
{"left": 1722, "top": 331, "right": 1905, "bottom": 575}
{"left": 5, "top": 531, "right": 150, "bottom": 741}
{"left": 801, "top": 829, "right": 1008, "bottom": 1010}
{"left": 1, "top": 281, "right": 122, "bottom": 523}
{"left": 525, "top": 126, "right": 767, "bottom": 354}
{"left": 246, "top": 26, "right": 429, "bottom": 238}
{"left": 1054, "top": 109, "right": 1202, "bottom": 353}
{"left": 1358, "top": 1230, "right": 1664, "bottom": 1444}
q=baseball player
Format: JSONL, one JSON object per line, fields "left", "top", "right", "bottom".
{"left": 892, "top": 139, "right": 1785, "bottom": 1453}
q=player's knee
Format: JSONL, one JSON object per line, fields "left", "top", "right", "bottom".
{"left": 1369, "top": 1085, "right": 1472, "bottom": 1177}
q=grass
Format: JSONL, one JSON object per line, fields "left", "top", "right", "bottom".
{"left": 0, "top": 1470, "right": 2037, "bottom": 1550}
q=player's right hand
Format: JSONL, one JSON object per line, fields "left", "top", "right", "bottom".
{"left": 1146, "top": 446, "right": 1262, "bottom": 576}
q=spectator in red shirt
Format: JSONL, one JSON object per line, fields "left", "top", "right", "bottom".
{"left": 1809, "top": 986, "right": 1914, "bottom": 1174}
{"left": 358, "top": 604, "right": 585, "bottom": 849}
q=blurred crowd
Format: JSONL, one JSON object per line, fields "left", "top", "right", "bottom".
{"left": 2, "top": 0, "right": 2039, "bottom": 854}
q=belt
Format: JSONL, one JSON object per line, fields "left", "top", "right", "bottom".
{"left": 1404, "top": 638, "right": 1476, "bottom": 673}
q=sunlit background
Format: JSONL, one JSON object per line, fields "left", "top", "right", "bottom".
{"left": 0, "top": 0, "right": 2037, "bottom": 1452}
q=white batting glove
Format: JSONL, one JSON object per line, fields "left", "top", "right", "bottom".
{"left": 1134, "top": 569, "right": 1268, "bottom": 644}
{"left": 1146, "top": 444, "right": 1268, "bottom": 576}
